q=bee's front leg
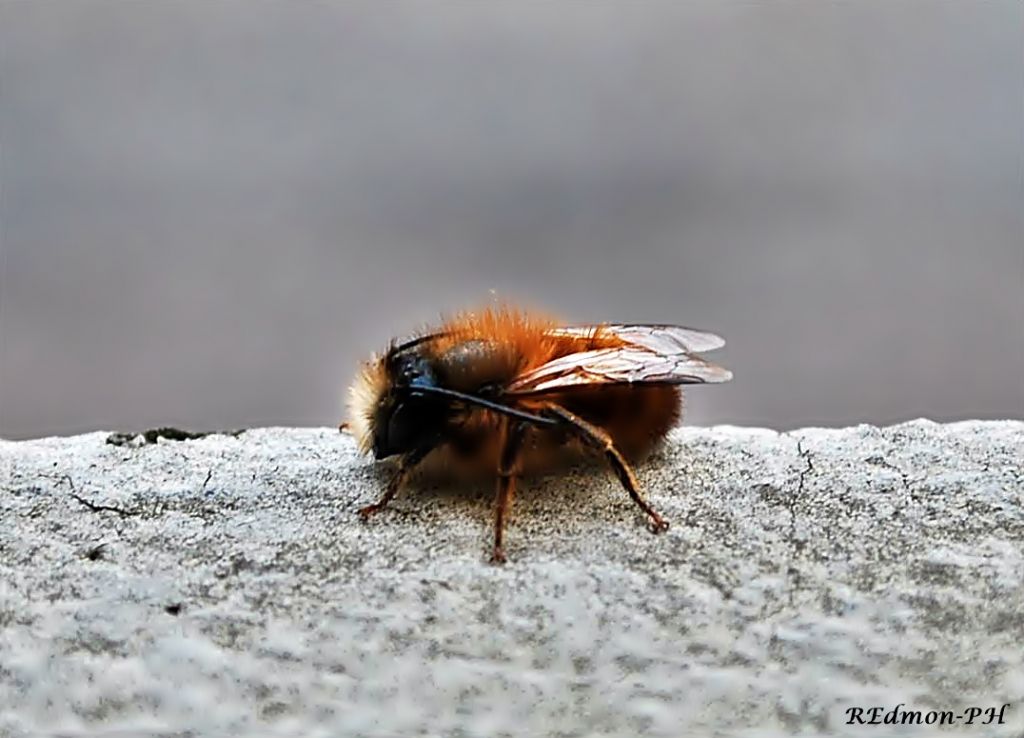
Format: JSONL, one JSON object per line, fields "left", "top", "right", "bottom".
{"left": 357, "top": 449, "right": 426, "bottom": 521}
{"left": 357, "top": 469, "right": 405, "bottom": 520}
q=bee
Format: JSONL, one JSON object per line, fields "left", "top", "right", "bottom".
{"left": 346, "top": 305, "right": 731, "bottom": 563}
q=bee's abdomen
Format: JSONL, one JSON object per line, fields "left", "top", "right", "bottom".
{"left": 556, "top": 384, "right": 681, "bottom": 460}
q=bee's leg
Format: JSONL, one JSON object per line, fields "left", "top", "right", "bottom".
{"left": 357, "top": 449, "right": 426, "bottom": 521}
{"left": 356, "top": 467, "right": 407, "bottom": 520}
{"left": 543, "top": 404, "right": 670, "bottom": 533}
{"left": 491, "top": 420, "right": 526, "bottom": 564}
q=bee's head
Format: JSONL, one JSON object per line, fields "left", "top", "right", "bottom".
{"left": 347, "top": 344, "right": 447, "bottom": 460}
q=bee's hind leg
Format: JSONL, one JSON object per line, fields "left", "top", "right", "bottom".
{"left": 543, "top": 404, "right": 670, "bottom": 534}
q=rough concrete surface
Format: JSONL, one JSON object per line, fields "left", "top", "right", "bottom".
{"left": 1, "top": 420, "right": 1023, "bottom": 737}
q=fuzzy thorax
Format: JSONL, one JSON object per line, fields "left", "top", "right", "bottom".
{"left": 347, "top": 353, "right": 387, "bottom": 454}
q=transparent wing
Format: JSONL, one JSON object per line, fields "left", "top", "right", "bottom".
{"left": 507, "top": 346, "right": 732, "bottom": 395}
{"left": 546, "top": 324, "right": 726, "bottom": 354}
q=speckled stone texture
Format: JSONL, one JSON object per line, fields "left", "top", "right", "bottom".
{"left": 2, "top": 420, "right": 1022, "bottom": 737}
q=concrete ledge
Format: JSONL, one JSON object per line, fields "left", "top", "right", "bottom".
{"left": 2, "top": 420, "right": 1023, "bottom": 736}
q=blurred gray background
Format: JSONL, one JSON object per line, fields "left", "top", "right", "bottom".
{"left": 1, "top": 0, "right": 1021, "bottom": 440}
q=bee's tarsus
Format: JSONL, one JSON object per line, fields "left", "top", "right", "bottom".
{"left": 647, "top": 516, "right": 670, "bottom": 534}
{"left": 355, "top": 453, "right": 420, "bottom": 522}
{"left": 356, "top": 494, "right": 395, "bottom": 521}
{"left": 357, "top": 503, "right": 383, "bottom": 521}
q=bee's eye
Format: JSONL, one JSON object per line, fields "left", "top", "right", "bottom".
{"left": 374, "top": 393, "right": 443, "bottom": 460}
{"left": 386, "top": 401, "right": 412, "bottom": 450}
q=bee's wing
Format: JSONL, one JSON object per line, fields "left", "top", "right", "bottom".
{"left": 506, "top": 346, "right": 732, "bottom": 396}
{"left": 546, "top": 324, "right": 726, "bottom": 354}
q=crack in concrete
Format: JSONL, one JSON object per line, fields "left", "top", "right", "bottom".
{"left": 785, "top": 441, "right": 814, "bottom": 607}
{"left": 68, "top": 492, "right": 137, "bottom": 519}
{"left": 796, "top": 440, "right": 813, "bottom": 494}
{"left": 759, "top": 438, "right": 814, "bottom": 618}
{"left": 865, "top": 454, "right": 912, "bottom": 494}
{"left": 864, "top": 454, "right": 920, "bottom": 525}
{"left": 58, "top": 475, "right": 139, "bottom": 519}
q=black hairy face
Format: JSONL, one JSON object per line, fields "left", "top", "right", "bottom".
{"left": 372, "top": 350, "right": 448, "bottom": 459}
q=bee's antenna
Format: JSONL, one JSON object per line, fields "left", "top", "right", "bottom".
{"left": 392, "top": 331, "right": 448, "bottom": 355}
{"left": 408, "top": 385, "right": 557, "bottom": 427}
